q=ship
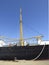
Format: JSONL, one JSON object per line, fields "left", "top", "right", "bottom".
{"left": 0, "top": 8, "right": 49, "bottom": 60}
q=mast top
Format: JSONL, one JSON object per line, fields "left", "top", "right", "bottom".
{"left": 20, "top": 8, "right": 22, "bottom": 13}
{"left": 20, "top": 8, "right": 22, "bottom": 22}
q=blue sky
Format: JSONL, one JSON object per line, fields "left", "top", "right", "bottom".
{"left": 0, "top": 0, "right": 48, "bottom": 40}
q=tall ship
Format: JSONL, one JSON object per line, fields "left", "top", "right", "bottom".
{"left": 0, "top": 8, "right": 49, "bottom": 60}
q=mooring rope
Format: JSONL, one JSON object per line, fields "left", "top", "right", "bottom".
{"left": 33, "top": 44, "right": 45, "bottom": 60}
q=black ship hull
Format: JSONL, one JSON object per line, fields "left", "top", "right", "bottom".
{"left": 0, "top": 45, "right": 49, "bottom": 60}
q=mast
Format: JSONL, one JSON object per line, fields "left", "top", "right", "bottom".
{"left": 20, "top": 8, "right": 24, "bottom": 46}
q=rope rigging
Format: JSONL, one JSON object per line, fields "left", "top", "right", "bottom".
{"left": 23, "top": 22, "right": 43, "bottom": 36}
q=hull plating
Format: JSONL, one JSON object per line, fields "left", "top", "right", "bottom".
{"left": 0, "top": 45, "right": 49, "bottom": 60}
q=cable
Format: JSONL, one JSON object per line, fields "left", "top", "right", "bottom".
{"left": 33, "top": 45, "right": 45, "bottom": 60}
{"left": 24, "top": 23, "right": 43, "bottom": 36}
